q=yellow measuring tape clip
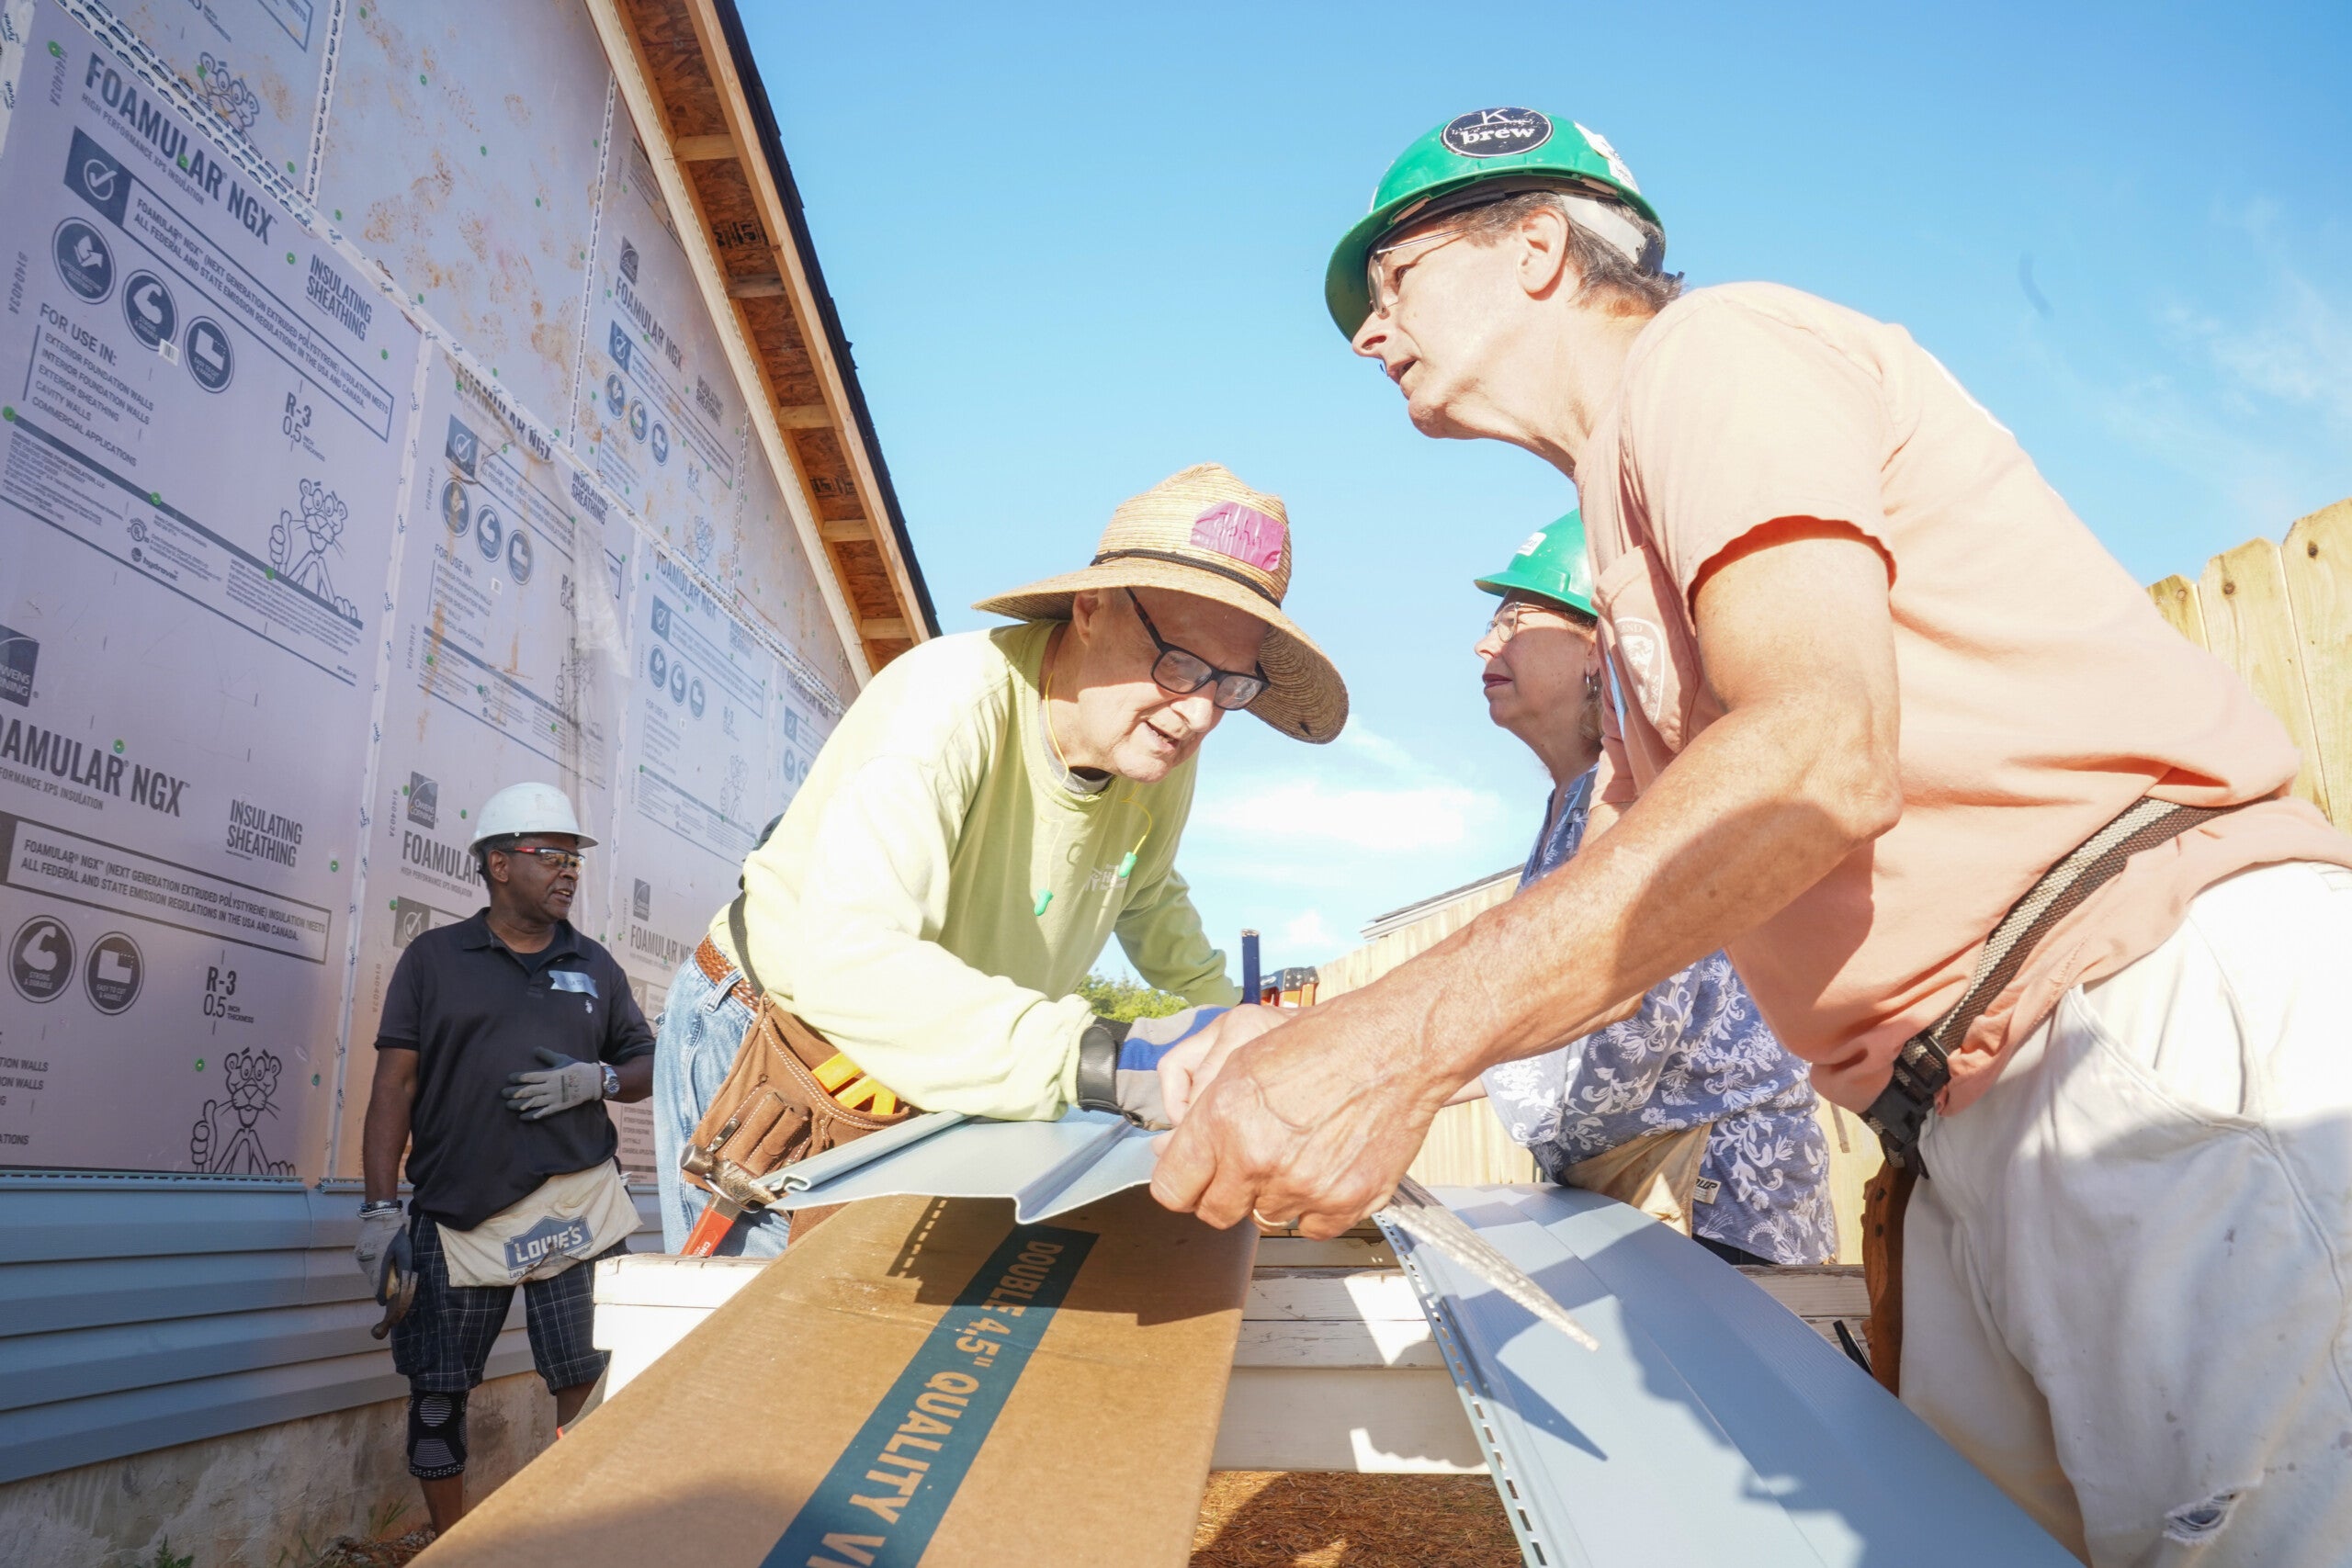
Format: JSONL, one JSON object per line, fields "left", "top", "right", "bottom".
{"left": 815, "top": 1052, "right": 899, "bottom": 1116}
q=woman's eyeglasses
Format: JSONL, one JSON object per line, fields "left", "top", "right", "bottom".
{"left": 1484, "top": 600, "right": 1589, "bottom": 646}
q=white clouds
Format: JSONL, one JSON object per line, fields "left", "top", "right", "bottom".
{"left": 2028, "top": 206, "right": 2352, "bottom": 540}
{"left": 1194, "top": 774, "right": 1500, "bottom": 852}
{"left": 1172, "top": 719, "right": 1533, "bottom": 966}
{"left": 1281, "top": 909, "right": 1336, "bottom": 950}
{"left": 2164, "top": 274, "right": 2352, "bottom": 431}
{"left": 1189, "top": 721, "right": 1508, "bottom": 853}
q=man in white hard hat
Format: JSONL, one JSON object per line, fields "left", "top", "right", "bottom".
{"left": 1154, "top": 108, "right": 2352, "bottom": 1565}
{"left": 353, "top": 781, "right": 653, "bottom": 1537}
{"left": 653, "top": 463, "right": 1348, "bottom": 1256}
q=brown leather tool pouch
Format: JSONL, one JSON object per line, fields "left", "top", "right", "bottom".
{"left": 678, "top": 898, "right": 913, "bottom": 1241}
{"left": 1860, "top": 1158, "right": 1917, "bottom": 1396}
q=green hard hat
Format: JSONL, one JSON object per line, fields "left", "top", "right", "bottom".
{"left": 1476, "top": 511, "right": 1594, "bottom": 617}
{"left": 1326, "top": 107, "right": 1663, "bottom": 337}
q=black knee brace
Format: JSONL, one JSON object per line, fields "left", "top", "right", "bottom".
{"left": 407, "top": 1388, "right": 469, "bottom": 1479}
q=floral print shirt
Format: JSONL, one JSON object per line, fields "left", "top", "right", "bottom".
{"left": 1479, "top": 770, "right": 1838, "bottom": 1265}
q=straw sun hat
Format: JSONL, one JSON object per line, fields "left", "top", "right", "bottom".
{"left": 974, "top": 464, "right": 1348, "bottom": 744}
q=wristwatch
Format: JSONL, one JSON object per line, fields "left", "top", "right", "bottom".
{"left": 1073, "top": 1016, "right": 1131, "bottom": 1114}
{"left": 359, "top": 1198, "right": 401, "bottom": 1215}
{"left": 601, "top": 1062, "right": 621, "bottom": 1100}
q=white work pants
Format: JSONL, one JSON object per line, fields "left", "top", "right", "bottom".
{"left": 1905, "top": 860, "right": 2352, "bottom": 1566}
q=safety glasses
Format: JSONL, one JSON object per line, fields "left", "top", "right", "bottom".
{"left": 1127, "top": 590, "right": 1268, "bottom": 710}
{"left": 1365, "top": 224, "right": 1472, "bottom": 321}
{"left": 502, "top": 846, "right": 584, "bottom": 873}
{"left": 1484, "top": 600, "right": 1589, "bottom": 646}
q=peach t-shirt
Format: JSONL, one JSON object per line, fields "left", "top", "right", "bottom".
{"left": 1581, "top": 282, "right": 2352, "bottom": 1117}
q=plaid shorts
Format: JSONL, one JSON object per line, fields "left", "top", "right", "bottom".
{"left": 391, "top": 1213, "right": 625, "bottom": 1395}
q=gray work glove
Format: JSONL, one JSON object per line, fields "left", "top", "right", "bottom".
{"left": 355, "top": 1203, "right": 406, "bottom": 1286}
{"left": 1075, "top": 1007, "right": 1227, "bottom": 1131}
{"left": 502, "top": 1047, "right": 605, "bottom": 1121}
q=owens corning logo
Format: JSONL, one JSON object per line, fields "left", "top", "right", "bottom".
{"left": 0, "top": 626, "right": 36, "bottom": 707}
{"left": 618, "top": 237, "right": 639, "bottom": 284}
{"left": 406, "top": 773, "right": 437, "bottom": 829}
{"left": 1441, "top": 107, "right": 1553, "bottom": 159}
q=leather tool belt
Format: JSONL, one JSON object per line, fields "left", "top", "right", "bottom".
{"left": 677, "top": 904, "right": 915, "bottom": 1217}
{"left": 1861, "top": 796, "right": 2245, "bottom": 1167}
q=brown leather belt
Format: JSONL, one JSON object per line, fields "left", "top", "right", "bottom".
{"left": 695, "top": 933, "right": 755, "bottom": 1010}
{"left": 695, "top": 933, "right": 837, "bottom": 1079}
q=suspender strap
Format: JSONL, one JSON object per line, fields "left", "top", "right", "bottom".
{"left": 1862, "top": 797, "right": 2245, "bottom": 1165}
{"left": 727, "top": 892, "right": 765, "bottom": 997}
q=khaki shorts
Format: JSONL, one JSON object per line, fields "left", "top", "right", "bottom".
{"left": 1905, "top": 861, "right": 2352, "bottom": 1566}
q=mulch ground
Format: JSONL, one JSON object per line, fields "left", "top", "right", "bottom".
{"left": 1191, "top": 1472, "right": 1521, "bottom": 1567}
{"left": 309, "top": 1474, "right": 1521, "bottom": 1566}
{"left": 310, "top": 1529, "right": 434, "bottom": 1567}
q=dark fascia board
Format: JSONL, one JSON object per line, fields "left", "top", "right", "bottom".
{"left": 712, "top": 0, "right": 942, "bottom": 639}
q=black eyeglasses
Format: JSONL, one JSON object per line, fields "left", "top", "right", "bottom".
{"left": 502, "top": 846, "right": 583, "bottom": 873}
{"left": 1127, "top": 590, "right": 1268, "bottom": 710}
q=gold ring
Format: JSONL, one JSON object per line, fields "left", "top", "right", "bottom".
{"left": 1251, "top": 1208, "right": 1295, "bottom": 1229}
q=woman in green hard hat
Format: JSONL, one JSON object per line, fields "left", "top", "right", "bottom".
{"left": 1469, "top": 513, "right": 1833, "bottom": 1267}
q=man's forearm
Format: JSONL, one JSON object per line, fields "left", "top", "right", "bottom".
{"left": 361, "top": 1090, "right": 410, "bottom": 1203}
{"left": 1326, "top": 690, "right": 1897, "bottom": 1095}
{"left": 612, "top": 1055, "right": 653, "bottom": 1103}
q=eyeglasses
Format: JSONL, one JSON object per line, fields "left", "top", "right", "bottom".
{"left": 501, "top": 846, "right": 583, "bottom": 873}
{"left": 1483, "top": 600, "right": 1589, "bottom": 646}
{"left": 1127, "top": 590, "right": 1268, "bottom": 710}
{"left": 1365, "top": 224, "right": 1472, "bottom": 321}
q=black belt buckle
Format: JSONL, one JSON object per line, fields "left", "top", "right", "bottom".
{"left": 1861, "top": 1030, "right": 1950, "bottom": 1168}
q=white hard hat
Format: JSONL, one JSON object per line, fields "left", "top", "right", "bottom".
{"left": 467, "top": 782, "right": 595, "bottom": 851}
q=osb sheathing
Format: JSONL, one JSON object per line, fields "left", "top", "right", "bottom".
{"left": 738, "top": 295, "right": 820, "bottom": 407}
{"left": 788, "top": 426, "right": 864, "bottom": 521}
{"left": 616, "top": 0, "right": 921, "bottom": 670}
{"left": 632, "top": 3, "right": 727, "bottom": 137}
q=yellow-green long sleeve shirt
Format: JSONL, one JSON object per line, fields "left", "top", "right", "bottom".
{"left": 708, "top": 623, "right": 1238, "bottom": 1120}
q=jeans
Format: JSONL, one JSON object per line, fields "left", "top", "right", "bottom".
{"left": 651, "top": 951, "right": 792, "bottom": 1257}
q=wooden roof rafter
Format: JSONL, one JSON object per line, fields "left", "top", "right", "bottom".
{"left": 585, "top": 0, "right": 936, "bottom": 675}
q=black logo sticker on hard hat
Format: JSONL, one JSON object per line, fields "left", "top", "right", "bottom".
{"left": 1442, "top": 108, "right": 1553, "bottom": 159}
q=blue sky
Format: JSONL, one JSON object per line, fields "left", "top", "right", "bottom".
{"left": 745, "top": 2, "right": 2352, "bottom": 976}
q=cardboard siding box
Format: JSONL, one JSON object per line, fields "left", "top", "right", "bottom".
{"left": 420, "top": 1188, "right": 1256, "bottom": 1567}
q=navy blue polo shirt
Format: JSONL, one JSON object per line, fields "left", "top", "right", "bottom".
{"left": 378, "top": 911, "right": 654, "bottom": 1230}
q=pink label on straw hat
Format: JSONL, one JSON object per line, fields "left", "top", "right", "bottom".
{"left": 1189, "top": 502, "right": 1285, "bottom": 572}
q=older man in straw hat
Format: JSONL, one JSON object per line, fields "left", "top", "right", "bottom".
{"left": 653, "top": 462, "right": 1346, "bottom": 1255}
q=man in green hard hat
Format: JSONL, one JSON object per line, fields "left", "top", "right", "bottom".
{"left": 1470, "top": 513, "right": 1833, "bottom": 1267}
{"left": 1156, "top": 107, "right": 2352, "bottom": 1565}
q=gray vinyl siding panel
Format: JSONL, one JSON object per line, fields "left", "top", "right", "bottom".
{"left": 0, "top": 1175, "right": 660, "bottom": 1483}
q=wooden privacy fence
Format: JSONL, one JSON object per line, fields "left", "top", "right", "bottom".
{"left": 1324, "top": 494, "right": 2352, "bottom": 1259}
{"left": 2147, "top": 498, "right": 2351, "bottom": 827}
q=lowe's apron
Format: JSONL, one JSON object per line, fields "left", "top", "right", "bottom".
{"left": 436, "top": 1161, "right": 638, "bottom": 1287}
